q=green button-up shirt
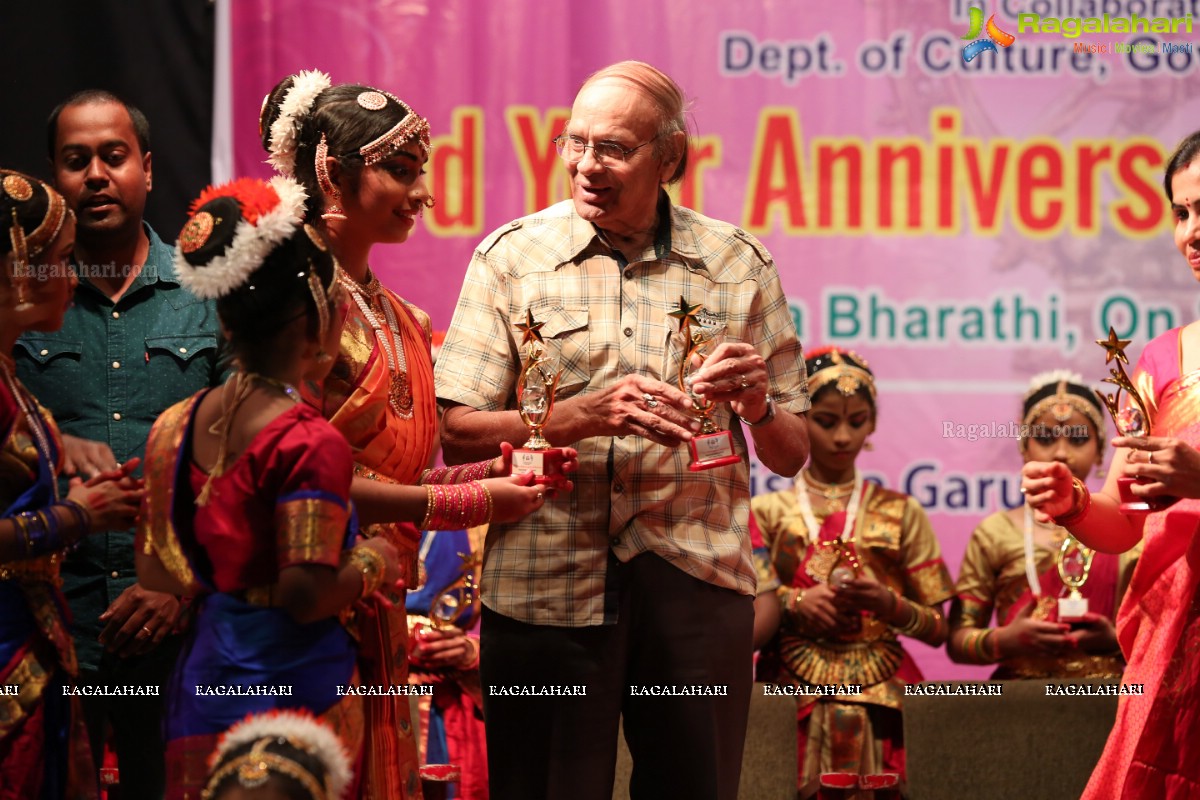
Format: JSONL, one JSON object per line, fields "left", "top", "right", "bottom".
{"left": 14, "top": 224, "right": 224, "bottom": 670}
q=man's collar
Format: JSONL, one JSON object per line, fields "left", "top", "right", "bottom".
{"left": 565, "top": 190, "right": 695, "bottom": 264}
{"left": 74, "top": 222, "right": 179, "bottom": 297}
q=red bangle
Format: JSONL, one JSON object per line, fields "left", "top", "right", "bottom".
{"left": 1054, "top": 478, "right": 1092, "bottom": 527}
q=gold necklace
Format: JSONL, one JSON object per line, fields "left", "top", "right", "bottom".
{"left": 803, "top": 472, "right": 856, "bottom": 513}
{"left": 338, "top": 270, "right": 414, "bottom": 419}
{"left": 248, "top": 373, "right": 300, "bottom": 403}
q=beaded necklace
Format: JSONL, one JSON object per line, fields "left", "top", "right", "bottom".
{"left": 0, "top": 356, "right": 57, "bottom": 500}
{"left": 338, "top": 270, "right": 414, "bottom": 418}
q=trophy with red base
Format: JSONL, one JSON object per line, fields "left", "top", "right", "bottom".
{"left": 1095, "top": 327, "right": 1176, "bottom": 514}
{"left": 670, "top": 297, "right": 742, "bottom": 472}
{"left": 510, "top": 310, "right": 568, "bottom": 487}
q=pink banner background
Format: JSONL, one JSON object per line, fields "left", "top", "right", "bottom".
{"left": 232, "top": 0, "right": 1200, "bottom": 679}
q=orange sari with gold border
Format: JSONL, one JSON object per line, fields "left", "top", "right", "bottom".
{"left": 319, "top": 285, "right": 436, "bottom": 800}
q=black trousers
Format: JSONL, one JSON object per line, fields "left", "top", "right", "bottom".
{"left": 480, "top": 553, "right": 754, "bottom": 800}
{"left": 78, "top": 635, "right": 181, "bottom": 800}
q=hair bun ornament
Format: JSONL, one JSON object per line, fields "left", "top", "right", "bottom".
{"left": 204, "top": 709, "right": 352, "bottom": 800}
{"left": 265, "top": 69, "right": 332, "bottom": 176}
{"left": 175, "top": 176, "right": 307, "bottom": 299}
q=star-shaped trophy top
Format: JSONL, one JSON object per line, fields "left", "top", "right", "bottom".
{"left": 515, "top": 309, "right": 546, "bottom": 348}
{"left": 1096, "top": 327, "right": 1132, "bottom": 366}
{"left": 668, "top": 296, "right": 702, "bottom": 331}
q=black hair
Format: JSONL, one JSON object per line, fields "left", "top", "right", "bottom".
{"left": 260, "top": 78, "right": 417, "bottom": 222}
{"left": 217, "top": 229, "right": 335, "bottom": 374}
{"left": 179, "top": 192, "right": 337, "bottom": 374}
{"left": 45, "top": 89, "right": 152, "bottom": 160}
{"left": 206, "top": 737, "right": 330, "bottom": 800}
{"left": 1164, "top": 130, "right": 1200, "bottom": 201}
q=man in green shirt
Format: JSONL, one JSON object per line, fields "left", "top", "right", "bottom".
{"left": 15, "top": 90, "right": 224, "bottom": 799}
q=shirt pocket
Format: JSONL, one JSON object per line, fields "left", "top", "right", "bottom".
{"left": 534, "top": 306, "right": 589, "bottom": 398}
{"left": 16, "top": 334, "right": 82, "bottom": 386}
{"left": 15, "top": 337, "right": 83, "bottom": 369}
{"left": 660, "top": 308, "right": 731, "bottom": 389}
{"left": 144, "top": 335, "right": 218, "bottom": 387}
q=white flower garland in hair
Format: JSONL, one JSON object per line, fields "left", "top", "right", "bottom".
{"left": 209, "top": 709, "right": 353, "bottom": 800}
{"left": 267, "top": 69, "right": 332, "bottom": 176}
{"left": 175, "top": 176, "right": 308, "bottom": 299}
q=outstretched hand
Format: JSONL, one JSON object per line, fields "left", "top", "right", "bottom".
{"left": 1021, "top": 460, "right": 1075, "bottom": 524}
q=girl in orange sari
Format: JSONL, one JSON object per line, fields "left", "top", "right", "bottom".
{"left": 260, "top": 72, "right": 560, "bottom": 799}
{"left": 1024, "top": 130, "right": 1200, "bottom": 799}
{"left": 950, "top": 372, "right": 1139, "bottom": 679}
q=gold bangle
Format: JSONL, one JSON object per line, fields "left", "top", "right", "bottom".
{"left": 419, "top": 483, "right": 437, "bottom": 530}
{"left": 349, "top": 544, "right": 387, "bottom": 598}
{"left": 477, "top": 481, "right": 494, "bottom": 523}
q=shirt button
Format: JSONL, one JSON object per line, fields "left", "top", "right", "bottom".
{"left": 39, "top": 349, "right": 49, "bottom": 356}
{"left": 113, "top": 412, "right": 122, "bottom": 421}
{"left": 178, "top": 347, "right": 188, "bottom": 354}
{"left": 610, "top": 537, "right": 620, "bottom": 547}
{"left": 111, "top": 311, "right": 120, "bottom": 319}
{"left": 624, "top": 270, "right": 633, "bottom": 280}
{"left": 614, "top": 483, "right": 624, "bottom": 494}
{"left": 623, "top": 327, "right": 633, "bottom": 337}
{"left": 112, "top": 361, "right": 120, "bottom": 369}
{"left": 110, "top": 571, "right": 119, "bottom": 579}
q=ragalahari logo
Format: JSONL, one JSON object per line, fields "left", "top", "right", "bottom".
{"left": 961, "top": 6, "right": 1016, "bottom": 62}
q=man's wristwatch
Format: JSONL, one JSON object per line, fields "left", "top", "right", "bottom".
{"left": 737, "top": 396, "right": 776, "bottom": 427}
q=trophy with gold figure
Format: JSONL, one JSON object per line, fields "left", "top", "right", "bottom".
{"left": 1094, "top": 327, "right": 1176, "bottom": 514}
{"left": 428, "top": 550, "right": 482, "bottom": 631}
{"left": 1055, "top": 535, "right": 1094, "bottom": 622}
{"left": 410, "top": 546, "right": 483, "bottom": 662}
{"left": 669, "top": 297, "right": 742, "bottom": 471}
{"left": 511, "top": 310, "right": 569, "bottom": 486}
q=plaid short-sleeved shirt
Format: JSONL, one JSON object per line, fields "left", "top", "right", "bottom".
{"left": 435, "top": 195, "right": 809, "bottom": 627}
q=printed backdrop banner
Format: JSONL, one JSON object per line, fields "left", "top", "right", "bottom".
{"left": 232, "top": 0, "right": 1200, "bottom": 679}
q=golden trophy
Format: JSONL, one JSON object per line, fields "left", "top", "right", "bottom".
{"left": 409, "top": 547, "right": 483, "bottom": 662}
{"left": 1055, "top": 535, "right": 1094, "bottom": 622}
{"left": 428, "top": 550, "right": 482, "bottom": 631}
{"left": 669, "top": 297, "right": 741, "bottom": 471}
{"left": 1095, "top": 327, "right": 1176, "bottom": 514}
{"left": 511, "top": 310, "right": 568, "bottom": 486}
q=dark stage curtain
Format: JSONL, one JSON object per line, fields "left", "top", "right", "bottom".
{"left": 0, "top": 0, "right": 214, "bottom": 240}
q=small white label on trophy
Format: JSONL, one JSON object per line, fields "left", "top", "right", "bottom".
{"left": 695, "top": 432, "right": 735, "bottom": 459}
{"left": 1057, "top": 596, "right": 1089, "bottom": 621}
{"left": 513, "top": 451, "right": 546, "bottom": 476}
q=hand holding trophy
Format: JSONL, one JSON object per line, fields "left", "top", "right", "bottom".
{"left": 670, "top": 297, "right": 742, "bottom": 471}
{"left": 1095, "top": 327, "right": 1176, "bottom": 514}
{"left": 511, "top": 310, "right": 569, "bottom": 486}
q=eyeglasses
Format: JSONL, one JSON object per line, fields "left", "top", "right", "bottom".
{"left": 553, "top": 134, "right": 660, "bottom": 167}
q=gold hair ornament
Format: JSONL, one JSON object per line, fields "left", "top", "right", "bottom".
{"left": 358, "top": 95, "right": 431, "bottom": 164}
{"left": 202, "top": 737, "right": 327, "bottom": 800}
{"left": 807, "top": 349, "right": 876, "bottom": 400}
